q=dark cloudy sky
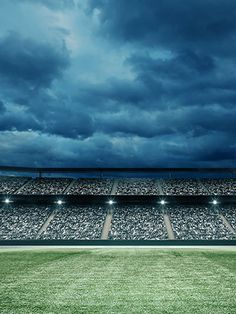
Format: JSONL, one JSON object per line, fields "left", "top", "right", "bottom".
{"left": 0, "top": 0, "right": 235, "bottom": 167}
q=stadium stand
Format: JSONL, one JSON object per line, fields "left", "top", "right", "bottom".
{"left": 66, "top": 179, "right": 113, "bottom": 195}
{"left": 161, "top": 179, "right": 207, "bottom": 195}
{"left": 40, "top": 206, "right": 106, "bottom": 239}
{"left": 0, "top": 176, "right": 236, "bottom": 195}
{"left": 0, "top": 204, "right": 51, "bottom": 239}
{"left": 200, "top": 179, "right": 236, "bottom": 195}
{"left": 168, "top": 205, "right": 235, "bottom": 240}
{"left": 0, "top": 170, "right": 235, "bottom": 243}
{"left": 0, "top": 176, "right": 29, "bottom": 194}
{"left": 0, "top": 204, "right": 235, "bottom": 241}
{"left": 16, "top": 178, "right": 72, "bottom": 195}
{"left": 109, "top": 206, "right": 168, "bottom": 240}
{"left": 116, "top": 179, "right": 160, "bottom": 195}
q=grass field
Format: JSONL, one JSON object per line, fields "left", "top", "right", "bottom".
{"left": 0, "top": 248, "right": 236, "bottom": 313}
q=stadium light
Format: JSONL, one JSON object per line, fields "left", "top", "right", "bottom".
{"left": 4, "top": 198, "right": 11, "bottom": 204}
{"left": 57, "top": 200, "right": 63, "bottom": 205}
{"left": 212, "top": 199, "right": 218, "bottom": 205}
{"left": 159, "top": 199, "right": 166, "bottom": 205}
{"left": 108, "top": 200, "right": 115, "bottom": 205}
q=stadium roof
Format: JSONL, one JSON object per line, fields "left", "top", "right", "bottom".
{"left": 0, "top": 166, "right": 235, "bottom": 174}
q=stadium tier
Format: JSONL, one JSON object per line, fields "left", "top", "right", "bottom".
{"left": 161, "top": 179, "right": 208, "bottom": 195}
{"left": 0, "top": 204, "right": 235, "bottom": 241}
{"left": 109, "top": 206, "right": 168, "bottom": 240}
{"left": 0, "top": 176, "right": 236, "bottom": 195}
{"left": 168, "top": 206, "right": 234, "bottom": 240}
{"left": 66, "top": 179, "right": 113, "bottom": 195}
{"left": 201, "top": 179, "right": 236, "bottom": 195}
{"left": 15, "top": 178, "right": 72, "bottom": 195}
{"left": 0, "top": 176, "right": 29, "bottom": 194}
{"left": 0, "top": 205, "right": 51, "bottom": 240}
{"left": 40, "top": 206, "right": 106, "bottom": 240}
{"left": 116, "top": 179, "right": 160, "bottom": 195}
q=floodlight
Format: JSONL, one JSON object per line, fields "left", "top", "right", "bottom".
{"left": 4, "top": 198, "right": 10, "bottom": 204}
{"left": 57, "top": 200, "right": 63, "bottom": 205}
{"left": 212, "top": 199, "right": 218, "bottom": 205}
{"left": 160, "top": 199, "right": 166, "bottom": 205}
{"left": 108, "top": 200, "right": 114, "bottom": 205}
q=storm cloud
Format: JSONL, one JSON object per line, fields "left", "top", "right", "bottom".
{"left": 0, "top": 33, "right": 69, "bottom": 88}
{"left": 0, "top": 0, "right": 235, "bottom": 167}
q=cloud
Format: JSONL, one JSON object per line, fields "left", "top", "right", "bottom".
{"left": 0, "top": 0, "right": 235, "bottom": 167}
{"left": 11, "top": 0, "right": 76, "bottom": 11}
{"left": 0, "top": 129, "right": 235, "bottom": 168}
{"left": 87, "top": 0, "right": 236, "bottom": 55}
{"left": 0, "top": 33, "right": 70, "bottom": 89}
{"left": 125, "top": 51, "right": 236, "bottom": 109}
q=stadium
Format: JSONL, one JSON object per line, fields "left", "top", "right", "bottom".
{"left": 1, "top": 0, "right": 236, "bottom": 313}
{"left": 0, "top": 166, "right": 236, "bottom": 313}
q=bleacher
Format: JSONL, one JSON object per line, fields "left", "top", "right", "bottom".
{"left": 0, "top": 203, "right": 235, "bottom": 241}
{"left": 0, "top": 169, "right": 235, "bottom": 243}
{"left": 1, "top": 175, "right": 236, "bottom": 195}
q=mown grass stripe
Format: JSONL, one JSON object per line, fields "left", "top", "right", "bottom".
{"left": 0, "top": 249, "right": 235, "bottom": 314}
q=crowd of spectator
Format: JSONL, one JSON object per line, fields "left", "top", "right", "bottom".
{"left": 110, "top": 206, "right": 167, "bottom": 240}
{"left": 161, "top": 179, "right": 208, "bottom": 195}
{"left": 0, "top": 176, "right": 29, "bottom": 194}
{"left": 41, "top": 206, "right": 106, "bottom": 239}
{"left": 200, "top": 179, "right": 236, "bottom": 195}
{"left": 168, "top": 205, "right": 235, "bottom": 240}
{"left": 17, "top": 178, "right": 72, "bottom": 195}
{"left": 116, "top": 179, "right": 160, "bottom": 195}
{"left": 0, "top": 176, "right": 236, "bottom": 195}
{"left": 0, "top": 204, "right": 235, "bottom": 240}
{"left": 66, "top": 179, "right": 113, "bottom": 195}
{"left": 0, "top": 205, "right": 51, "bottom": 240}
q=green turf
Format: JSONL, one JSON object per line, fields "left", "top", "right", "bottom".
{"left": 0, "top": 249, "right": 236, "bottom": 314}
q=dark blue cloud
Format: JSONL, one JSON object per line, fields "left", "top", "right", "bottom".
{"left": 0, "top": 33, "right": 69, "bottom": 89}
{"left": 125, "top": 51, "right": 236, "bottom": 109}
{"left": 88, "top": 0, "right": 236, "bottom": 53}
{"left": 0, "top": 0, "right": 235, "bottom": 167}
